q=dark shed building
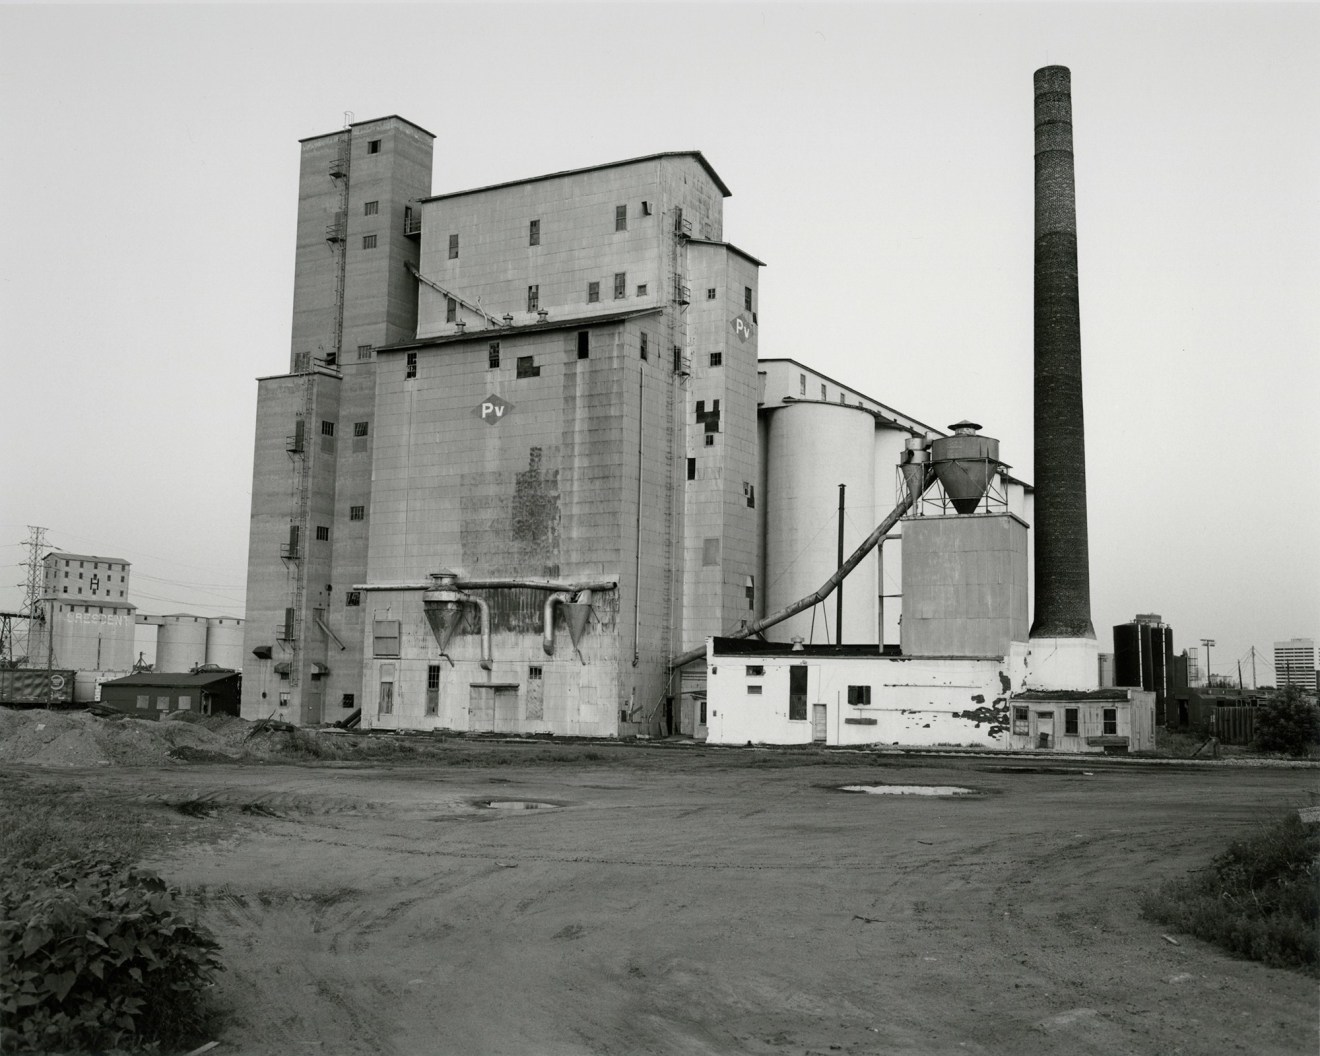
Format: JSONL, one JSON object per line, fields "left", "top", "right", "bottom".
{"left": 99, "top": 671, "right": 241, "bottom": 720}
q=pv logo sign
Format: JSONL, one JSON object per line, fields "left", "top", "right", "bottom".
{"left": 474, "top": 394, "right": 513, "bottom": 425}
{"left": 730, "top": 313, "right": 754, "bottom": 342}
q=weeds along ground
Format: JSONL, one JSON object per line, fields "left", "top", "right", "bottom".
{"left": 1141, "top": 812, "right": 1320, "bottom": 974}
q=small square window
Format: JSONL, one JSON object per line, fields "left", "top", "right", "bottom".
{"left": 488, "top": 342, "right": 501, "bottom": 368}
{"left": 587, "top": 281, "right": 600, "bottom": 303}
{"left": 448, "top": 233, "right": 459, "bottom": 259}
{"left": 746, "top": 665, "right": 765, "bottom": 677}
{"left": 406, "top": 352, "right": 417, "bottom": 379}
{"left": 527, "top": 285, "right": 539, "bottom": 312}
{"left": 349, "top": 505, "right": 365, "bottom": 521}
{"left": 640, "top": 332, "right": 648, "bottom": 360}
{"left": 821, "top": 384, "right": 827, "bottom": 400}
{"left": 321, "top": 420, "right": 335, "bottom": 436}
{"left": 709, "top": 352, "right": 723, "bottom": 367}
{"left": 529, "top": 665, "right": 543, "bottom": 680}
{"left": 345, "top": 591, "right": 361, "bottom": 606}
{"left": 577, "top": 330, "right": 590, "bottom": 359}
{"left": 706, "top": 288, "right": 717, "bottom": 300}
{"left": 529, "top": 219, "right": 540, "bottom": 246}
{"left": 636, "top": 283, "right": 648, "bottom": 297}
{"left": 357, "top": 344, "right": 373, "bottom": 360}
{"left": 615, "top": 204, "right": 627, "bottom": 231}
{"left": 364, "top": 200, "right": 379, "bottom": 216}
{"left": 641, "top": 201, "right": 652, "bottom": 216}
{"left": 316, "top": 525, "right": 330, "bottom": 541}
{"left": 362, "top": 234, "right": 377, "bottom": 249}
{"left": 446, "top": 297, "right": 457, "bottom": 323}
{"left": 744, "top": 286, "right": 753, "bottom": 311}
{"left": 747, "top": 685, "right": 763, "bottom": 695}
{"left": 847, "top": 685, "right": 872, "bottom": 706}
{"left": 367, "top": 139, "right": 381, "bottom": 154}
{"left": 614, "top": 272, "right": 626, "bottom": 299}
{"left": 354, "top": 421, "right": 369, "bottom": 437}
{"left": 342, "top": 693, "right": 356, "bottom": 709}
{"left": 517, "top": 355, "right": 539, "bottom": 379}
{"left": 704, "top": 433, "right": 715, "bottom": 447}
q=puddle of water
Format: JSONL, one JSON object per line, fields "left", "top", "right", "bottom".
{"left": 839, "top": 785, "right": 976, "bottom": 797}
{"left": 482, "top": 800, "right": 557, "bottom": 810}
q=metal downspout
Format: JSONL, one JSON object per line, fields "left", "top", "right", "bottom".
{"left": 542, "top": 592, "right": 572, "bottom": 656}
{"left": 470, "top": 595, "right": 492, "bottom": 671}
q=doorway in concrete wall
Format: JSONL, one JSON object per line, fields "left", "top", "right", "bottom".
{"left": 789, "top": 667, "right": 808, "bottom": 722}
{"left": 812, "top": 703, "right": 827, "bottom": 743}
{"left": 470, "top": 684, "right": 521, "bottom": 732}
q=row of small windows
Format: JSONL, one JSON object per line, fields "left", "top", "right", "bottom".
{"left": 442, "top": 203, "right": 652, "bottom": 264}
{"left": 405, "top": 332, "right": 682, "bottom": 380}
{"left": 57, "top": 560, "right": 123, "bottom": 572}
{"left": 59, "top": 571, "right": 125, "bottom": 582}
{"left": 61, "top": 587, "right": 125, "bottom": 597}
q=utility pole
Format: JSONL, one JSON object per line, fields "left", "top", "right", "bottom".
{"left": 1250, "top": 646, "right": 1257, "bottom": 689}
{"left": 1200, "top": 638, "right": 1215, "bottom": 688}
{"left": 836, "top": 484, "right": 846, "bottom": 645}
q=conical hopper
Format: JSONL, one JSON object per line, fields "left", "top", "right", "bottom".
{"left": 930, "top": 422, "right": 999, "bottom": 515}
{"left": 563, "top": 591, "right": 593, "bottom": 650}
{"left": 423, "top": 601, "right": 466, "bottom": 653}
{"left": 900, "top": 457, "right": 928, "bottom": 508}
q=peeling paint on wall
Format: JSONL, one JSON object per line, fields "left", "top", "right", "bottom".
{"left": 954, "top": 700, "right": 1011, "bottom": 738}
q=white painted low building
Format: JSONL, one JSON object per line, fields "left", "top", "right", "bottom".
{"left": 704, "top": 638, "right": 1156, "bottom": 752}
{"left": 705, "top": 638, "right": 1029, "bottom": 747}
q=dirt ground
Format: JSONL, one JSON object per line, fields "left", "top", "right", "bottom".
{"left": 7, "top": 743, "right": 1319, "bottom": 1056}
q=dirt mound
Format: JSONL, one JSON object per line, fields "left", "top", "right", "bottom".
{"left": 0, "top": 708, "right": 246, "bottom": 767}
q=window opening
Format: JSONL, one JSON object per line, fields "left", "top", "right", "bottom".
{"left": 362, "top": 234, "right": 377, "bottom": 249}
{"left": 636, "top": 283, "right": 648, "bottom": 297}
{"left": 847, "top": 685, "right": 872, "bottom": 705}
{"left": 1065, "top": 708, "right": 1079, "bottom": 735}
{"left": 345, "top": 590, "right": 361, "bottom": 606}
{"left": 516, "top": 355, "right": 540, "bottom": 379}
{"left": 577, "top": 330, "right": 590, "bottom": 359}
{"left": 315, "top": 526, "right": 330, "bottom": 541}
{"left": 614, "top": 272, "right": 626, "bottom": 299}
{"left": 321, "top": 420, "right": 335, "bottom": 436}
{"left": 354, "top": 421, "right": 369, "bottom": 437}
{"left": 706, "top": 288, "right": 717, "bottom": 300}
{"left": 527, "top": 285, "right": 539, "bottom": 312}
{"left": 357, "top": 344, "right": 373, "bottom": 360}
{"left": 367, "top": 139, "right": 381, "bottom": 154}
{"left": 446, "top": 297, "right": 457, "bottom": 323}
{"left": 686, "top": 457, "right": 696, "bottom": 480}
{"left": 744, "top": 286, "right": 753, "bottom": 310}
{"left": 640, "top": 332, "right": 648, "bottom": 360}
{"left": 488, "top": 342, "right": 500, "bottom": 368}
{"left": 615, "top": 204, "right": 627, "bottom": 231}
{"left": 448, "top": 233, "right": 459, "bottom": 259}
{"left": 349, "top": 506, "right": 365, "bottom": 521}
{"left": 587, "top": 281, "right": 600, "bottom": 303}
{"left": 709, "top": 352, "right": 722, "bottom": 367}
{"left": 364, "top": 201, "right": 379, "bottom": 215}
{"left": 405, "top": 352, "right": 417, "bottom": 379}
{"left": 529, "top": 219, "right": 540, "bottom": 246}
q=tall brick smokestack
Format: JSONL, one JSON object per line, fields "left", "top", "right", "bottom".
{"left": 1031, "top": 65, "right": 1096, "bottom": 644}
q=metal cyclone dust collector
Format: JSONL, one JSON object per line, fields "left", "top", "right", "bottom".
{"left": 1031, "top": 66, "right": 1096, "bottom": 644}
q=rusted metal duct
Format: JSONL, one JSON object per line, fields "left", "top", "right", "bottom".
{"left": 669, "top": 465, "right": 936, "bottom": 669}
{"left": 929, "top": 420, "right": 1000, "bottom": 515}
{"left": 542, "top": 592, "right": 572, "bottom": 655}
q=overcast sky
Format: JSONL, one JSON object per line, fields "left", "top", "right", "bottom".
{"left": 2, "top": 2, "right": 1316, "bottom": 684}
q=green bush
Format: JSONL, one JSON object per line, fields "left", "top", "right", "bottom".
{"left": 0, "top": 858, "right": 223, "bottom": 1053}
{"left": 1253, "top": 686, "right": 1320, "bottom": 757}
{"left": 1141, "top": 813, "right": 1319, "bottom": 972}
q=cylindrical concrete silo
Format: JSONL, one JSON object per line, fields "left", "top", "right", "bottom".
{"left": 205, "top": 617, "right": 245, "bottom": 670}
{"left": 764, "top": 403, "right": 877, "bottom": 644}
{"left": 156, "top": 614, "right": 207, "bottom": 672}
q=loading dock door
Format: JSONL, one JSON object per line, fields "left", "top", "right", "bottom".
{"left": 470, "top": 683, "right": 520, "bottom": 733}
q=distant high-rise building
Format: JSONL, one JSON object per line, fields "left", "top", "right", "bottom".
{"left": 1274, "top": 638, "right": 1317, "bottom": 691}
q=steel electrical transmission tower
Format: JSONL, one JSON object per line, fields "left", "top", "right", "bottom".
{"left": 19, "top": 525, "right": 49, "bottom": 663}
